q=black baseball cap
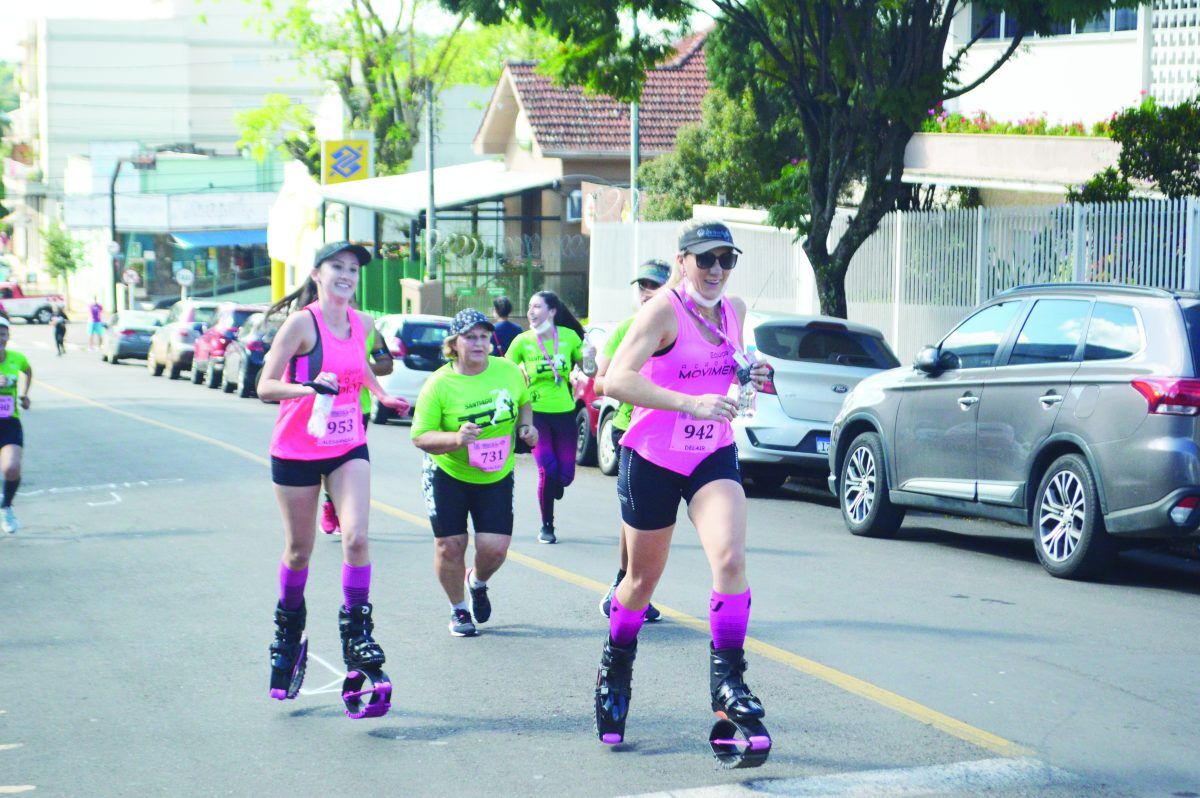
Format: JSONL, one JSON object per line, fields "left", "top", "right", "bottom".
{"left": 631, "top": 259, "right": 671, "bottom": 286}
{"left": 678, "top": 221, "right": 742, "bottom": 255}
{"left": 314, "top": 241, "right": 371, "bottom": 268}
{"left": 450, "top": 308, "right": 495, "bottom": 336}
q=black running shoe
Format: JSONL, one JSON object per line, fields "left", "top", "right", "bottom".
{"left": 538, "top": 524, "right": 557, "bottom": 544}
{"left": 643, "top": 603, "right": 662, "bottom": 623}
{"left": 466, "top": 569, "right": 491, "bottom": 624}
{"left": 600, "top": 575, "right": 620, "bottom": 618}
{"left": 448, "top": 608, "right": 477, "bottom": 637}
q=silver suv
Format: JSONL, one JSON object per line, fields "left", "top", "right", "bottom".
{"left": 828, "top": 283, "right": 1200, "bottom": 579}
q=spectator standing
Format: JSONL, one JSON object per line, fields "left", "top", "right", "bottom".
{"left": 491, "top": 296, "right": 522, "bottom": 356}
{"left": 87, "top": 298, "right": 104, "bottom": 351}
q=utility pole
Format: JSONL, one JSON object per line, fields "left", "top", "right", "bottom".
{"left": 425, "top": 81, "right": 436, "bottom": 281}
{"left": 630, "top": 12, "right": 641, "bottom": 275}
{"left": 108, "top": 160, "right": 124, "bottom": 313}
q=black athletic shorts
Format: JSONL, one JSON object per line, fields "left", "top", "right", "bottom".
{"left": 422, "top": 457, "right": 514, "bottom": 538}
{"left": 0, "top": 418, "right": 23, "bottom": 449}
{"left": 270, "top": 444, "right": 370, "bottom": 487}
{"left": 617, "top": 444, "right": 741, "bottom": 530}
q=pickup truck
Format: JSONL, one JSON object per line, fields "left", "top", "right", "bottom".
{"left": 0, "top": 283, "right": 67, "bottom": 324}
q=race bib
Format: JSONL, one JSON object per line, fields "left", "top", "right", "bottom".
{"left": 469, "top": 436, "right": 511, "bottom": 472}
{"left": 0, "top": 396, "right": 13, "bottom": 419}
{"left": 317, "top": 404, "right": 360, "bottom": 447}
{"left": 670, "top": 413, "right": 722, "bottom": 454}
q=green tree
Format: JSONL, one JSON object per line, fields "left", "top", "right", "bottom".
{"left": 443, "top": 0, "right": 1133, "bottom": 317}
{"left": 42, "top": 223, "right": 85, "bottom": 297}
{"left": 1074, "top": 93, "right": 1200, "bottom": 201}
{"left": 638, "top": 88, "right": 803, "bottom": 221}
{"left": 243, "top": 0, "right": 559, "bottom": 176}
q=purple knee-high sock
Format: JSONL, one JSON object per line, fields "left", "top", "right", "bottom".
{"left": 608, "top": 594, "right": 647, "bottom": 647}
{"left": 709, "top": 588, "right": 752, "bottom": 650}
{"left": 279, "top": 563, "right": 308, "bottom": 611}
{"left": 342, "top": 563, "right": 371, "bottom": 610}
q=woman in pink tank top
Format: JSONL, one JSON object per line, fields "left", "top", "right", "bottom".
{"left": 255, "top": 241, "right": 409, "bottom": 718}
{"left": 591, "top": 221, "right": 774, "bottom": 764}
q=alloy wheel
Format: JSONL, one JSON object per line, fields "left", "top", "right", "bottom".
{"left": 1039, "top": 470, "right": 1085, "bottom": 563}
{"left": 843, "top": 446, "right": 876, "bottom": 524}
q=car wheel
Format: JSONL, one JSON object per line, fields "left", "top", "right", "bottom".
{"left": 1033, "top": 454, "right": 1114, "bottom": 580}
{"left": 110, "top": 353, "right": 120, "bottom": 365}
{"left": 371, "top": 395, "right": 393, "bottom": 425}
{"left": 597, "top": 412, "right": 620, "bottom": 477}
{"left": 169, "top": 360, "right": 183, "bottom": 380}
{"left": 839, "top": 431, "right": 904, "bottom": 538}
{"left": 575, "top": 407, "right": 597, "bottom": 466}
{"left": 101, "top": 352, "right": 109, "bottom": 362}
{"left": 207, "top": 365, "right": 222, "bottom": 389}
{"left": 191, "top": 363, "right": 205, "bottom": 384}
{"left": 744, "top": 468, "right": 788, "bottom": 493}
{"left": 148, "top": 353, "right": 164, "bottom": 377}
{"left": 34, "top": 307, "right": 52, "bottom": 325}
{"left": 237, "top": 365, "right": 254, "bottom": 398}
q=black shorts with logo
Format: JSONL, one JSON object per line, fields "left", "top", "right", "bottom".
{"left": 270, "top": 444, "right": 370, "bottom": 487}
{"left": 421, "top": 457, "right": 515, "bottom": 538}
{"left": 616, "top": 444, "right": 741, "bottom": 530}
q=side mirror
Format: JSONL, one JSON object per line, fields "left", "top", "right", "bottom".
{"left": 914, "top": 345, "right": 941, "bottom": 374}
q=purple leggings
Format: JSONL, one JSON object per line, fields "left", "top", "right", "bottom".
{"left": 533, "top": 410, "right": 576, "bottom": 525}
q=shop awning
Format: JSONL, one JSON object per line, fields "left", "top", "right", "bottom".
{"left": 319, "top": 161, "right": 558, "bottom": 219}
{"left": 172, "top": 229, "right": 268, "bottom": 248}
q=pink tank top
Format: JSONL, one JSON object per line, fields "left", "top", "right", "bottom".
{"left": 620, "top": 290, "right": 741, "bottom": 477}
{"left": 269, "top": 302, "right": 368, "bottom": 461}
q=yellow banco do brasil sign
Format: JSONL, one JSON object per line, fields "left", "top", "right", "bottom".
{"left": 321, "top": 139, "right": 372, "bottom": 185}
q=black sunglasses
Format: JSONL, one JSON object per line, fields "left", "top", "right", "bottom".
{"left": 693, "top": 251, "right": 738, "bottom": 270}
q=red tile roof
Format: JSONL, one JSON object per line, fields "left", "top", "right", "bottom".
{"left": 506, "top": 32, "right": 710, "bottom": 157}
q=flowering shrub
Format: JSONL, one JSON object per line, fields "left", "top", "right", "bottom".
{"left": 920, "top": 104, "right": 1113, "bottom": 137}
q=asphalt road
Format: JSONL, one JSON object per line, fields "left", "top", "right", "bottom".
{"left": 2, "top": 321, "right": 1199, "bottom": 797}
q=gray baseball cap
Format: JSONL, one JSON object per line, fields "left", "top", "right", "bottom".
{"left": 677, "top": 220, "right": 742, "bottom": 255}
{"left": 631, "top": 259, "right": 671, "bottom": 286}
{"left": 314, "top": 240, "right": 371, "bottom": 268}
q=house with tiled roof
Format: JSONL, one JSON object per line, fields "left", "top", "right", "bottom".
{"left": 473, "top": 33, "right": 710, "bottom": 295}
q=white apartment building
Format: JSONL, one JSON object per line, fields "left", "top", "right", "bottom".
{"left": 4, "top": 0, "right": 320, "bottom": 293}
{"left": 905, "top": 1, "right": 1200, "bottom": 204}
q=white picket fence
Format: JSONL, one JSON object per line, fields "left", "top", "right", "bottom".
{"left": 588, "top": 197, "right": 1200, "bottom": 363}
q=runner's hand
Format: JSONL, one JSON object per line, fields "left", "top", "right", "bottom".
{"left": 19, "top": 397, "right": 29, "bottom": 411}
{"left": 750, "top": 362, "right": 770, "bottom": 391}
{"left": 310, "top": 371, "right": 339, "bottom": 395}
{"left": 690, "top": 393, "right": 736, "bottom": 422}
{"left": 518, "top": 423, "right": 538, "bottom": 448}
{"left": 457, "top": 422, "right": 482, "bottom": 447}
{"left": 380, "top": 395, "right": 410, "bottom": 415}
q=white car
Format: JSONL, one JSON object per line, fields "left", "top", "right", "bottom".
{"left": 733, "top": 312, "right": 899, "bottom": 490}
{"left": 370, "top": 313, "right": 453, "bottom": 424}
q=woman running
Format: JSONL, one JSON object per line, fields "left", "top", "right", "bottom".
{"left": 0, "top": 318, "right": 32, "bottom": 534}
{"left": 257, "top": 241, "right": 409, "bottom": 713}
{"left": 412, "top": 309, "right": 537, "bottom": 636}
{"left": 593, "top": 221, "right": 771, "bottom": 754}
{"left": 505, "top": 291, "right": 594, "bottom": 544}
{"left": 595, "top": 259, "right": 670, "bottom": 623}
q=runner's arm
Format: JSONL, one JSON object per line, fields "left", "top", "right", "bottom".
{"left": 256, "top": 313, "right": 327, "bottom": 401}
{"left": 367, "top": 318, "right": 393, "bottom": 377}
{"left": 593, "top": 350, "right": 613, "bottom": 396}
{"left": 18, "top": 361, "right": 31, "bottom": 410}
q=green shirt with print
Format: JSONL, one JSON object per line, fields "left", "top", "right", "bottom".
{"left": 602, "top": 316, "right": 636, "bottom": 431}
{"left": 0, "top": 350, "right": 29, "bottom": 420}
{"left": 505, "top": 327, "right": 582, "bottom": 414}
{"left": 411, "top": 356, "right": 530, "bottom": 484}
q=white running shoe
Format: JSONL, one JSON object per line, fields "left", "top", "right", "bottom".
{"left": 2, "top": 507, "right": 18, "bottom": 534}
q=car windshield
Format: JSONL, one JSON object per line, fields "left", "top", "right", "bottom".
{"left": 120, "top": 311, "right": 160, "bottom": 327}
{"left": 755, "top": 324, "right": 899, "bottom": 369}
{"left": 403, "top": 322, "right": 450, "bottom": 346}
{"left": 232, "top": 309, "right": 257, "bottom": 328}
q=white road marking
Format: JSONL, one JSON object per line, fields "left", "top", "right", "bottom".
{"left": 619, "top": 757, "right": 1079, "bottom": 798}
{"left": 0, "top": 788, "right": 36, "bottom": 794}
{"left": 84, "top": 492, "right": 121, "bottom": 507}
{"left": 20, "top": 479, "right": 183, "bottom": 498}
{"left": 0, "top": 744, "right": 23, "bottom": 752}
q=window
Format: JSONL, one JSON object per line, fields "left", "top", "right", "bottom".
{"left": 972, "top": 2, "right": 1136, "bottom": 39}
{"left": 755, "top": 324, "right": 899, "bottom": 370}
{"left": 1084, "top": 303, "right": 1141, "bottom": 361}
{"left": 0, "top": 289, "right": 13, "bottom": 299}
{"left": 973, "top": 6, "right": 1001, "bottom": 39}
{"left": 1009, "top": 299, "right": 1090, "bottom": 365}
{"left": 940, "top": 301, "right": 1023, "bottom": 369}
{"left": 1077, "top": 12, "right": 1111, "bottom": 33}
{"left": 402, "top": 322, "right": 451, "bottom": 347}
{"left": 565, "top": 189, "right": 583, "bottom": 223}
{"left": 1113, "top": 8, "right": 1137, "bottom": 31}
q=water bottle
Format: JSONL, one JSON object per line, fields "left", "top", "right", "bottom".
{"left": 307, "top": 374, "right": 336, "bottom": 438}
{"left": 736, "top": 346, "right": 758, "bottom": 418}
{"left": 581, "top": 330, "right": 598, "bottom": 374}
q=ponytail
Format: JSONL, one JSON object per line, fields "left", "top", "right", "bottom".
{"left": 534, "top": 290, "right": 585, "bottom": 340}
{"left": 267, "top": 276, "right": 319, "bottom": 318}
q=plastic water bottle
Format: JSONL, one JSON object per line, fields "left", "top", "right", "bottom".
{"left": 581, "top": 330, "right": 598, "bottom": 374}
{"left": 736, "top": 346, "right": 758, "bottom": 418}
{"left": 307, "top": 376, "right": 336, "bottom": 438}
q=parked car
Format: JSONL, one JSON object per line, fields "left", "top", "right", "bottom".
{"left": 0, "top": 282, "right": 67, "bottom": 324}
{"left": 570, "top": 323, "right": 617, "bottom": 470}
{"left": 734, "top": 312, "right": 899, "bottom": 490}
{"left": 100, "top": 310, "right": 162, "bottom": 363}
{"left": 828, "top": 283, "right": 1200, "bottom": 580}
{"left": 222, "top": 312, "right": 282, "bottom": 398}
{"left": 370, "top": 313, "right": 452, "bottom": 424}
{"left": 146, "top": 299, "right": 221, "bottom": 379}
{"left": 192, "top": 303, "right": 267, "bottom": 388}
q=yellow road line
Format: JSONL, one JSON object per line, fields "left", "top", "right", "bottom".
{"left": 40, "top": 381, "right": 1033, "bottom": 758}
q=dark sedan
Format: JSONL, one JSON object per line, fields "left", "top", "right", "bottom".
{"left": 221, "top": 312, "right": 281, "bottom": 398}
{"left": 101, "top": 310, "right": 162, "bottom": 364}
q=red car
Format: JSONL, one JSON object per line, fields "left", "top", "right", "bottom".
{"left": 192, "top": 302, "right": 267, "bottom": 389}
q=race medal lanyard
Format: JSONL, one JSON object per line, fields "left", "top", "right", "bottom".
{"left": 677, "top": 291, "right": 750, "bottom": 371}
{"left": 534, "top": 326, "right": 562, "bottom": 384}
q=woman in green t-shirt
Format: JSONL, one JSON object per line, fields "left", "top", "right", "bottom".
{"left": 0, "top": 318, "right": 32, "bottom": 534}
{"left": 412, "top": 309, "right": 538, "bottom": 638}
{"left": 505, "top": 291, "right": 595, "bottom": 544}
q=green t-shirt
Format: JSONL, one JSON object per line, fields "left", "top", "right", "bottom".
{"left": 505, "top": 327, "right": 582, "bottom": 414}
{"left": 0, "top": 350, "right": 29, "bottom": 420}
{"left": 411, "top": 357, "right": 530, "bottom": 484}
{"left": 602, "top": 316, "right": 636, "bottom": 431}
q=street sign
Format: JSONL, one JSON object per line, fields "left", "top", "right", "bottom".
{"left": 175, "top": 268, "right": 195, "bottom": 288}
{"left": 121, "top": 269, "right": 140, "bottom": 286}
{"left": 321, "top": 139, "right": 373, "bottom": 185}
{"left": 456, "top": 286, "right": 475, "bottom": 297}
{"left": 487, "top": 286, "right": 506, "bottom": 297}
